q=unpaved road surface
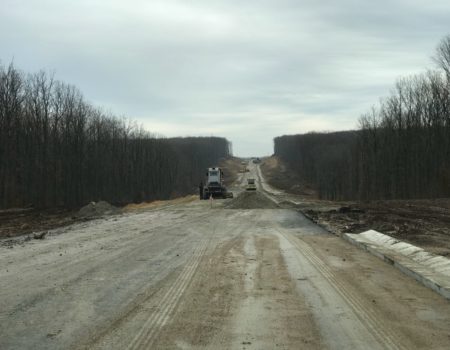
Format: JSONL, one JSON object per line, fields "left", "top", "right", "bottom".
{"left": 1, "top": 164, "right": 450, "bottom": 349}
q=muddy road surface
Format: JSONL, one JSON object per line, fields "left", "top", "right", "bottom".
{"left": 1, "top": 164, "right": 450, "bottom": 349}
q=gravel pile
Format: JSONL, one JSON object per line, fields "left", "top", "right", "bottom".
{"left": 77, "top": 201, "right": 120, "bottom": 218}
{"left": 226, "top": 191, "right": 279, "bottom": 209}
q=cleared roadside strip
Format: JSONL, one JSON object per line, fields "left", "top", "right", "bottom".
{"left": 344, "top": 230, "right": 450, "bottom": 301}
{"left": 277, "top": 229, "right": 407, "bottom": 350}
{"left": 126, "top": 240, "right": 208, "bottom": 350}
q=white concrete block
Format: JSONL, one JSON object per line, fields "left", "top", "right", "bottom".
{"left": 344, "top": 230, "right": 450, "bottom": 301}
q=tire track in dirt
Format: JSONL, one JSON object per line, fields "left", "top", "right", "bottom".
{"left": 278, "top": 229, "right": 407, "bottom": 350}
{"left": 81, "top": 211, "right": 250, "bottom": 350}
{"left": 146, "top": 214, "right": 259, "bottom": 349}
{"left": 151, "top": 235, "right": 246, "bottom": 349}
{"left": 126, "top": 240, "right": 209, "bottom": 350}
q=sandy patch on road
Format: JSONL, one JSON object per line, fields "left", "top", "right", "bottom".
{"left": 123, "top": 195, "right": 198, "bottom": 212}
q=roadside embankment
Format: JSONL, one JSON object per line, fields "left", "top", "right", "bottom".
{"left": 260, "top": 156, "right": 316, "bottom": 197}
{"left": 260, "top": 156, "right": 450, "bottom": 257}
{"left": 218, "top": 156, "right": 243, "bottom": 188}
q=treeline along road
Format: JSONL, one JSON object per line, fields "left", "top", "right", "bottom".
{"left": 274, "top": 35, "right": 450, "bottom": 201}
{"left": 0, "top": 63, "right": 230, "bottom": 209}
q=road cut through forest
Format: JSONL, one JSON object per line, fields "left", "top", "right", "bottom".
{"left": 1, "top": 162, "right": 450, "bottom": 350}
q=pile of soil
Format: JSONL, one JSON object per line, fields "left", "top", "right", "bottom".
{"left": 77, "top": 201, "right": 120, "bottom": 218}
{"left": 226, "top": 191, "right": 279, "bottom": 209}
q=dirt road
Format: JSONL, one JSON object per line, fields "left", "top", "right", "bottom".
{"left": 1, "top": 164, "right": 450, "bottom": 349}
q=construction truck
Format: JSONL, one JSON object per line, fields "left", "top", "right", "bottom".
{"left": 199, "top": 167, "right": 233, "bottom": 199}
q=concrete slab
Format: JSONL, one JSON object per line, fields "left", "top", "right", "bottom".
{"left": 344, "top": 230, "right": 450, "bottom": 301}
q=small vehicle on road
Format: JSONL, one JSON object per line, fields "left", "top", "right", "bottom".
{"left": 246, "top": 178, "right": 256, "bottom": 191}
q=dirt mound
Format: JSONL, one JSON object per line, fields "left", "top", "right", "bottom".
{"left": 77, "top": 201, "right": 120, "bottom": 218}
{"left": 226, "top": 191, "right": 279, "bottom": 209}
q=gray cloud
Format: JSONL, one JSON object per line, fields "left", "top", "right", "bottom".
{"left": 1, "top": 0, "right": 449, "bottom": 155}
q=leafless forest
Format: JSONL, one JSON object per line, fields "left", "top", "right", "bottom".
{"left": 0, "top": 64, "right": 230, "bottom": 209}
{"left": 275, "top": 36, "right": 450, "bottom": 200}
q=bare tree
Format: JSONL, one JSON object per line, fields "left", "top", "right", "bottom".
{"left": 434, "top": 35, "right": 450, "bottom": 78}
{"left": 274, "top": 34, "right": 450, "bottom": 201}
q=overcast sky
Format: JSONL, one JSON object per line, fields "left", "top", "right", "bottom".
{"left": 1, "top": 0, "right": 449, "bottom": 156}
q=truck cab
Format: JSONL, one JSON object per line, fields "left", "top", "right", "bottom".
{"left": 207, "top": 168, "right": 221, "bottom": 185}
{"left": 200, "top": 167, "right": 232, "bottom": 199}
